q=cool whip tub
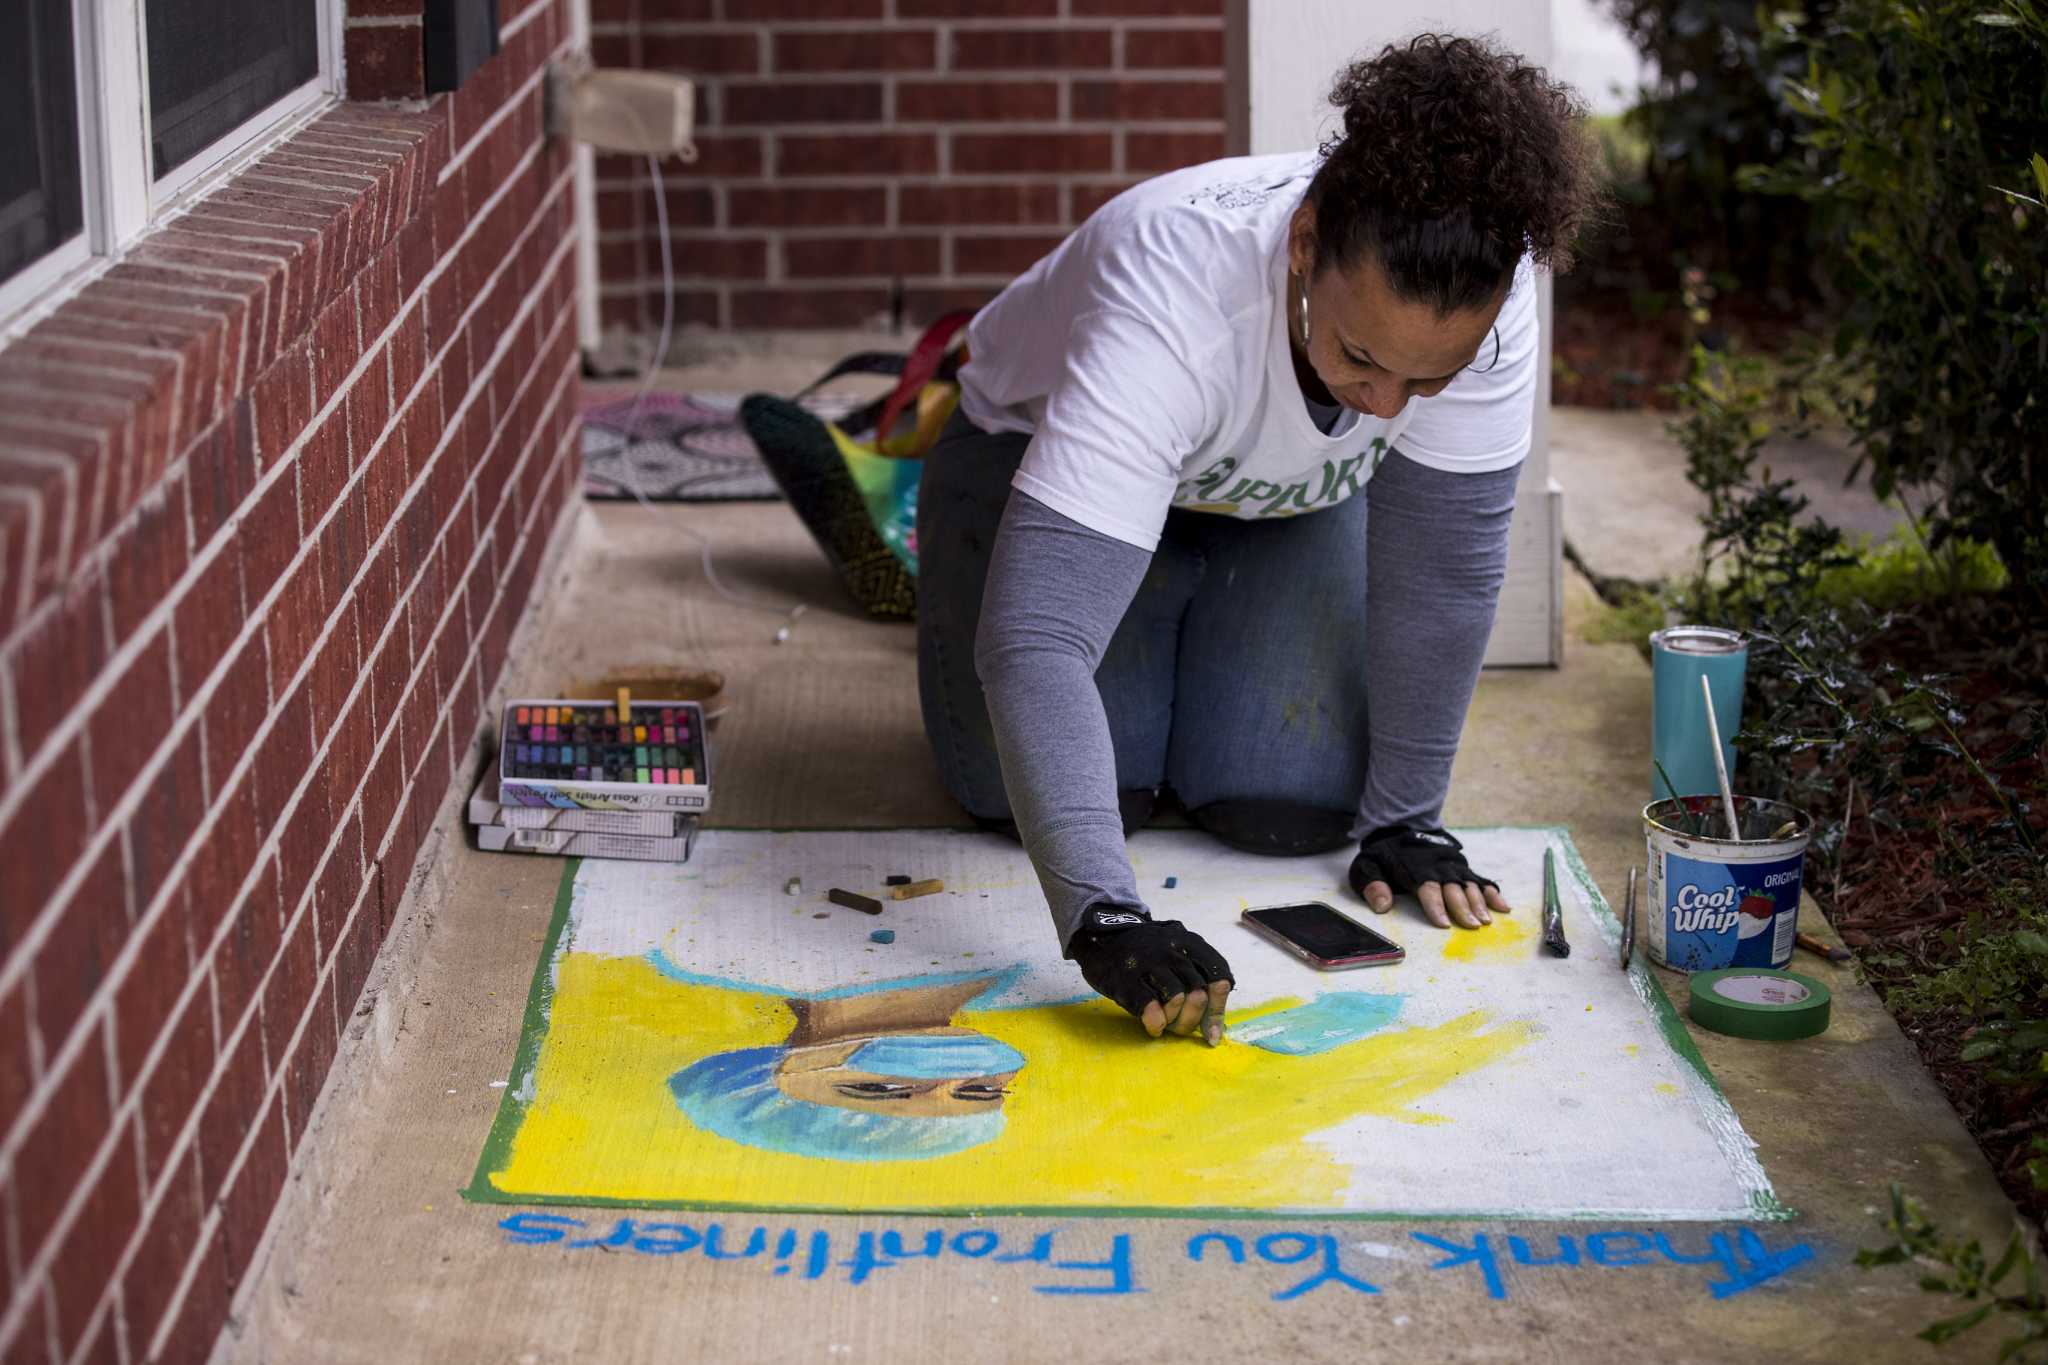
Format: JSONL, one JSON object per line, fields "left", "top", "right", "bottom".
{"left": 1642, "top": 797, "right": 1812, "bottom": 972}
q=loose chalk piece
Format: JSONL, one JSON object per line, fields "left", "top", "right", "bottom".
{"left": 828, "top": 888, "right": 884, "bottom": 915}
{"left": 1164, "top": 876, "right": 1178, "bottom": 889}
{"left": 889, "top": 878, "right": 944, "bottom": 901}
{"left": 869, "top": 929, "right": 895, "bottom": 944}
{"left": 884, "top": 875, "right": 912, "bottom": 887}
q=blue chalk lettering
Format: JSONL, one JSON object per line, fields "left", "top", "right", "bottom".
{"left": 1265, "top": 1235, "right": 1378, "bottom": 1301}
{"left": 1414, "top": 1232, "right": 1507, "bottom": 1300}
{"left": 839, "top": 1232, "right": 895, "bottom": 1286}
{"left": 1036, "top": 1234, "right": 1140, "bottom": 1296}
{"left": 1507, "top": 1235, "right": 1581, "bottom": 1267}
{"left": 802, "top": 1230, "right": 833, "bottom": 1280}
{"left": 500, "top": 1213, "right": 583, "bottom": 1244}
{"left": 1253, "top": 1234, "right": 1319, "bottom": 1264}
{"left": 994, "top": 1232, "right": 1055, "bottom": 1264}
{"left": 632, "top": 1223, "right": 702, "bottom": 1255}
{"left": 566, "top": 1218, "right": 637, "bottom": 1250}
{"left": 1708, "top": 1229, "right": 1815, "bottom": 1299}
{"left": 1186, "top": 1233, "right": 1246, "bottom": 1264}
{"left": 1586, "top": 1232, "right": 1655, "bottom": 1267}
{"left": 703, "top": 1224, "right": 768, "bottom": 1260}
{"left": 1651, "top": 1229, "right": 1737, "bottom": 1277}
{"left": 950, "top": 1231, "right": 1000, "bottom": 1258}
{"left": 881, "top": 1230, "right": 945, "bottom": 1260}
{"left": 771, "top": 1228, "right": 799, "bottom": 1275}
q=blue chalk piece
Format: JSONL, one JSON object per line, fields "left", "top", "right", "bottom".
{"left": 869, "top": 930, "right": 896, "bottom": 944}
{"left": 1164, "top": 876, "right": 1177, "bottom": 889}
{"left": 1232, "top": 992, "right": 1405, "bottom": 1056}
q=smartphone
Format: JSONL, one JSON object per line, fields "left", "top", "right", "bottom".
{"left": 1241, "top": 901, "right": 1405, "bottom": 970}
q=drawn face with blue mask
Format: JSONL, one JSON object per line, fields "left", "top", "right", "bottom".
{"left": 772, "top": 1028, "right": 1025, "bottom": 1115}
{"left": 670, "top": 1029, "right": 1025, "bottom": 1162}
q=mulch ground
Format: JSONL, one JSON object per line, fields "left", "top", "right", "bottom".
{"left": 1552, "top": 287, "right": 1819, "bottom": 410}
{"left": 1774, "top": 592, "right": 2047, "bottom": 1236}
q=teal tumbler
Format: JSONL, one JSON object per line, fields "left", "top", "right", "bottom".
{"left": 1650, "top": 626, "right": 1748, "bottom": 803}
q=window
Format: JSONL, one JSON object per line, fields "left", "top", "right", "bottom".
{"left": 148, "top": 1, "right": 323, "bottom": 179}
{"left": 0, "top": 0, "right": 338, "bottom": 330}
{"left": 0, "top": 0, "right": 86, "bottom": 292}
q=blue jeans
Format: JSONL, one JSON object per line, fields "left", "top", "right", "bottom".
{"left": 916, "top": 416, "right": 1370, "bottom": 846}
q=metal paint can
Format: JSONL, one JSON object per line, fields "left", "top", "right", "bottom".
{"left": 1650, "top": 626, "right": 1748, "bottom": 804}
{"left": 1642, "top": 797, "right": 1811, "bottom": 972}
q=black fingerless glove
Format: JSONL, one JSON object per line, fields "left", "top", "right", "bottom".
{"left": 1066, "top": 906, "right": 1233, "bottom": 1021}
{"left": 1348, "top": 826, "right": 1499, "bottom": 900}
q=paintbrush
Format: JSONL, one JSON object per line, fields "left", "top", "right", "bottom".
{"left": 1795, "top": 931, "right": 1852, "bottom": 965}
{"left": 1654, "top": 758, "right": 1706, "bottom": 836}
{"left": 1699, "top": 676, "right": 1742, "bottom": 841}
{"left": 1541, "top": 848, "right": 1570, "bottom": 958}
{"left": 1619, "top": 866, "right": 1638, "bottom": 970}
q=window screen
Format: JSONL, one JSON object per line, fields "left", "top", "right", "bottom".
{"left": 0, "top": 0, "right": 85, "bottom": 288}
{"left": 147, "top": 0, "right": 321, "bottom": 179}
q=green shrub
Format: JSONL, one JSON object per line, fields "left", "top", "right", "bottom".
{"left": 1859, "top": 1185, "right": 2047, "bottom": 1357}
{"left": 1892, "top": 872, "right": 2048, "bottom": 1099}
{"left": 1815, "top": 524, "right": 2009, "bottom": 609}
{"left": 1743, "top": 0, "right": 2048, "bottom": 606}
{"left": 1666, "top": 341, "right": 1857, "bottom": 618}
{"left": 1601, "top": 0, "right": 1839, "bottom": 295}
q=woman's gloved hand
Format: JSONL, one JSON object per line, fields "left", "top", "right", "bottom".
{"left": 1348, "top": 826, "right": 1513, "bottom": 929}
{"left": 1067, "top": 906, "right": 1233, "bottom": 1045}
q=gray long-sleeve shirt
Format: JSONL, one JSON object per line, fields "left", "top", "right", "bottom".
{"left": 972, "top": 448, "right": 1521, "bottom": 949}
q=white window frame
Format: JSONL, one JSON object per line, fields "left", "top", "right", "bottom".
{"left": 0, "top": 0, "right": 343, "bottom": 338}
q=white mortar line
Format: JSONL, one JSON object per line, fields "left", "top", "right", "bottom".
{"left": 0, "top": 141, "right": 571, "bottom": 1096}
{"left": 0, "top": 236, "right": 578, "bottom": 1360}
{"left": 139, "top": 379, "right": 579, "bottom": 1365}
{"left": 439, "top": 49, "right": 552, "bottom": 187}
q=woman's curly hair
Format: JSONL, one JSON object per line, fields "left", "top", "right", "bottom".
{"left": 1306, "top": 34, "right": 1600, "bottom": 313}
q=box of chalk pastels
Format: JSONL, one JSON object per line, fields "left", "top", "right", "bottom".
{"left": 474, "top": 821, "right": 699, "bottom": 863}
{"left": 468, "top": 768, "right": 698, "bottom": 863}
{"left": 495, "top": 698, "right": 712, "bottom": 814}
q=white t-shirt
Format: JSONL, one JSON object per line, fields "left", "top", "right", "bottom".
{"left": 957, "top": 152, "right": 1539, "bottom": 552}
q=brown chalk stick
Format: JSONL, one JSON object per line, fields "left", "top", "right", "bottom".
{"left": 828, "top": 888, "right": 884, "bottom": 915}
{"left": 889, "top": 878, "right": 944, "bottom": 901}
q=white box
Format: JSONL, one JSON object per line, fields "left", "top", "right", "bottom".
{"left": 475, "top": 822, "right": 697, "bottom": 863}
{"left": 497, "top": 697, "right": 711, "bottom": 813}
{"left": 469, "top": 768, "right": 691, "bottom": 837}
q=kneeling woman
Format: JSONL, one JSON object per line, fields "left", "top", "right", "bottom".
{"left": 916, "top": 34, "right": 1598, "bottom": 1043}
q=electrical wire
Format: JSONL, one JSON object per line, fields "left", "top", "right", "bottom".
{"left": 610, "top": 152, "right": 807, "bottom": 644}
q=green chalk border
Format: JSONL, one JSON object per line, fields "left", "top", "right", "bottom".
{"left": 464, "top": 856, "right": 581, "bottom": 1208}
{"left": 462, "top": 827, "right": 1791, "bottom": 1222}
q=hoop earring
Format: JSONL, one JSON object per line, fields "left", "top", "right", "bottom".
{"left": 1296, "top": 275, "right": 1311, "bottom": 347}
{"left": 1475, "top": 325, "right": 1502, "bottom": 373}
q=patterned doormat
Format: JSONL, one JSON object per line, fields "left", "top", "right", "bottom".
{"left": 581, "top": 390, "right": 863, "bottom": 502}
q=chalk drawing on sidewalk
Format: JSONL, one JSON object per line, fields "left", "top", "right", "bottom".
{"left": 463, "top": 828, "right": 1785, "bottom": 1220}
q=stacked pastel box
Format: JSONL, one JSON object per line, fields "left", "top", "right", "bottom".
{"left": 473, "top": 697, "right": 712, "bottom": 864}
{"left": 496, "top": 698, "right": 711, "bottom": 812}
{"left": 467, "top": 766, "right": 699, "bottom": 863}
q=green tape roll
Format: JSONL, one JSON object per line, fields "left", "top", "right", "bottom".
{"left": 1688, "top": 969, "right": 1831, "bottom": 1040}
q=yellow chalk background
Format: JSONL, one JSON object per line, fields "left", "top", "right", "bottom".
{"left": 484, "top": 952, "right": 1534, "bottom": 1211}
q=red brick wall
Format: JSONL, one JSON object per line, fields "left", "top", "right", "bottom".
{"left": 591, "top": 0, "right": 1227, "bottom": 332}
{"left": 0, "top": 2, "right": 581, "bottom": 1360}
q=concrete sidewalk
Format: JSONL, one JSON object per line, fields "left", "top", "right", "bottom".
{"left": 1548, "top": 407, "right": 1906, "bottom": 586}
{"left": 218, "top": 467, "right": 2018, "bottom": 1363}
